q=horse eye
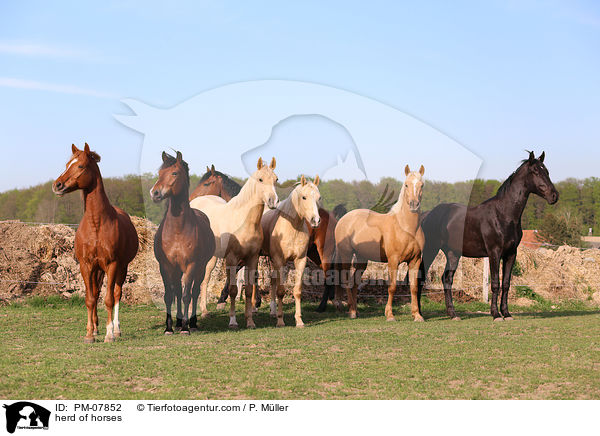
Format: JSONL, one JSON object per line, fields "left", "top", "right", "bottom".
{"left": 302, "top": 196, "right": 307, "bottom": 200}
{"left": 204, "top": 182, "right": 211, "bottom": 186}
{"left": 259, "top": 178, "right": 263, "bottom": 182}
{"left": 78, "top": 165, "right": 84, "bottom": 169}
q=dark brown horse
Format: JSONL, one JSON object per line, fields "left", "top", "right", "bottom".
{"left": 419, "top": 151, "right": 559, "bottom": 321}
{"left": 190, "top": 166, "right": 342, "bottom": 311}
{"left": 151, "top": 151, "right": 215, "bottom": 334}
{"left": 53, "top": 143, "right": 139, "bottom": 343}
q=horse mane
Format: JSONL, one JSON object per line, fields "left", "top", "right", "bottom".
{"left": 198, "top": 169, "right": 242, "bottom": 197}
{"left": 227, "top": 175, "right": 261, "bottom": 209}
{"left": 495, "top": 159, "right": 529, "bottom": 198}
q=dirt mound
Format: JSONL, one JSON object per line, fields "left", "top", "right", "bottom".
{"left": 1, "top": 219, "right": 598, "bottom": 306}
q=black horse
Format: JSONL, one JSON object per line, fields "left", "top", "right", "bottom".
{"left": 419, "top": 151, "right": 558, "bottom": 320}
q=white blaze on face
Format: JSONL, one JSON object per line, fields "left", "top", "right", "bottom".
{"left": 59, "top": 157, "right": 78, "bottom": 179}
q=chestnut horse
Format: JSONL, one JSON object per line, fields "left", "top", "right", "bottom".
{"left": 151, "top": 151, "right": 215, "bottom": 334}
{"left": 190, "top": 157, "right": 279, "bottom": 329}
{"left": 334, "top": 165, "right": 426, "bottom": 321}
{"left": 261, "top": 175, "right": 322, "bottom": 327}
{"left": 419, "top": 151, "right": 558, "bottom": 321}
{"left": 189, "top": 165, "right": 340, "bottom": 312}
{"left": 52, "top": 143, "right": 139, "bottom": 343}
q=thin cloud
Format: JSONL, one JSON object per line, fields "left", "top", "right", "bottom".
{"left": 0, "top": 77, "right": 117, "bottom": 99}
{"left": 0, "top": 41, "right": 115, "bottom": 62}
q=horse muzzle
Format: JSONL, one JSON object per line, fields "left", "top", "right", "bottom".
{"left": 52, "top": 181, "right": 69, "bottom": 197}
{"left": 409, "top": 200, "right": 421, "bottom": 213}
{"left": 266, "top": 196, "right": 279, "bottom": 209}
{"left": 310, "top": 217, "right": 321, "bottom": 228}
{"left": 547, "top": 190, "right": 559, "bottom": 205}
{"left": 151, "top": 189, "right": 165, "bottom": 203}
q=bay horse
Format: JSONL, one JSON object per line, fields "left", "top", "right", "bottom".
{"left": 419, "top": 151, "right": 558, "bottom": 321}
{"left": 261, "top": 175, "right": 322, "bottom": 327}
{"left": 151, "top": 151, "right": 215, "bottom": 334}
{"left": 334, "top": 165, "right": 426, "bottom": 321}
{"left": 189, "top": 165, "right": 341, "bottom": 312}
{"left": 189, "top": 157, "right": 279, "bottom": 329}
{"left": 52, "top": 143, "right": 139, "bottom": 343}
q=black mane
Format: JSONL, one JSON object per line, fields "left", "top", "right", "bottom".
{"left": 198, "top": 169, "right": 241, "bottom": 197}
{"left": 495, "top": 159, "right": 530, "bottom": 198}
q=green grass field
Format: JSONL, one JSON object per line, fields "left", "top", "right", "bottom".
{"left": 0, "top": 296, "right": 598, "bottom": 400}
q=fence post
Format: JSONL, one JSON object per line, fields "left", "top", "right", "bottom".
{"left": 482, "top": 257, "right": 489, "bottom": 303}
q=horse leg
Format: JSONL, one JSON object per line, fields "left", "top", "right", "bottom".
{"left": 216, "top": 277, "right": 230, "bottom": 310}
{"left": 80, "top": 264, "right": 96, "bottom": 343}
{"left": 175, "top": 286, "right": 183, "bottom": 328}
{"left": 103, "top": 263, "right": 118, "bottom": 343}
{"left": 112, "top": 266, "right": 127, "bottom": 338}
{"left": 269, "top": 265, "right": 278, "bottom": 318}
{"left": 226, "top": 259, "right": 239, "bottom": 329}
{"left": 488, "top": 253, "right": 502, "bottom": 321}
{"left": 200, "top": 256, "right": 218, "bottom": 319}
{"left": 244, "top": 256, "right": 259, "bottom": 329}
{"left": 385, "top": 257, "right": 400, "bottom": 321}
{"left": 349, "top": 258, "right": 367, "bottom": 319}
{"left": 160, "top": 266, "right": 175, "bottom": 335}
{"left": 292, "top": 256, "right": 307, "bottom": 327}
{"left": 500, "top": 251, "right": 516, "bottom": 320}
{"left": 190, "top": 265, "right": 205, "bottom": 331}
{"left": 275, "top": 264, "right": 287, "bottom": 327}
{"left": 92, "top": 269, "right": 103, "bottom": 336}
{"left": 408, "top": 257, "right": 424, "bottom": 322}
{"left": 442, "top": 250, "right": 461, "bottom": 320}
{"left": 180, "top": 267, "right": 195, "bottom": 335}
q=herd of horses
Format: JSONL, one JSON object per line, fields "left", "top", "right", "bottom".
{"left": 52, "top": 143, "right": 559, "bottom": 343}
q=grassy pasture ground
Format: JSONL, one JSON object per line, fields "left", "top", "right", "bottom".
{"left": 0, "top": 296, "right": 598, "bottom": 400}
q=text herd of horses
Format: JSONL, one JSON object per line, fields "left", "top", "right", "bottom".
{"left": 52, "top": 143, "right": 558, "bottom": 343}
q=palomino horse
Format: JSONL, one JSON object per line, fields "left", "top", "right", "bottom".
{"left": 151, "top": 151, "right": 215, "bottom": 334}
{"left": 189, "top": 165, "right": 341, "bottom": 312}
{"left": 334, "top": 165, "right": 426, "bottom": 321}
{"left": 52, "top": 143, "right": 139, "bottom": 343}
{"left": 419, "top": 151, "right": 558, "bottom": 321}
{"left": 261, "top": 175, "right": 322, "bottom": 327}
{"left": 190, "top": 157, "right": 279, "bottom": 329}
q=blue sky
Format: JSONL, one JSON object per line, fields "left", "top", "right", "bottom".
{"left": 0, "top": 1, "right": 599, "bottom": 191}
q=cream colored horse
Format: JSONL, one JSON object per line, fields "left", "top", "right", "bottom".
{"left": 261, "top": 175, "right": 321, "bottom": 327}
{"left": 334, "top": 165, "right": 425, "bottom": 321}
{"left": 190, "top": 157, "right": 278, "bottom": 328}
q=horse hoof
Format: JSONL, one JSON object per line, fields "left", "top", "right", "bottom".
{"left": 83, "top": 336, "right": 95, "bottom": 344}
{"left": 270, "top": 312, "right": 277, "bottom": 318}
{"left": 386, "top": 317, "right": 396, "bottom": 322}
{"left": 93, "top": 330, "right": 99, "bottom": 336}
{"left": 252, "top": 308, "right": 258, "bottom": 314}
{"left": 276, "top": 323, "right": 285, "bottom": 328}
{"left": 180, "top": 330, "right": 190, "bottom": 335}
{"left": 315, "top": 306, "right": 326, "bottom": 313}
{"left": 413, "top": 317, "right": 425, "bottom": 322}
{"left": 216, "top": 303, "right": 226, "bottom": 310}
{"left": 452, "top": 317, "right": 461, "bottom": 321}
{"left": 104, "top": 336, "right": 115, "bottom": 343}
{"left": 164, "top": 330, "right": 174, "bottom": 335}
{"left": 189, "top": 327, "right": 198, "bottom": 332}
{"left": 113, "top": 331, "right": 121, "bottom": 337}
{"left": 247, "top": 323, "right": 256, "bottom": 329}
{"left": 296, "top": 323, "right": 305, "bottom": 328}
{"left": 504, "top": 316, "right": 514, "bottom": 321}
{"left": 349, "top": 313, "right": 357, "bottom": 319}
{"left": 201, "top": 312, "right": 210, "bottom": 319}
{"left": 229, "top": 324, "right": 239, "bottom": 330}
{"left": 493, "top": 317, "right": 504, "bottom": 322}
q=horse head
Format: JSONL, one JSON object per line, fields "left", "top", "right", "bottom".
{"left": 295, "top": 175, "right": 322, "bottom": 228}
{"left": 52, "top": 143, "right": 101, "bottom": 196}
{"left": 252, "top": 157, "right": 279, "bottom": 209}
{"left": 401, "top": 164, "right": 425, "bottom": 213}
{"left": 523, "top": 151, "right": 559, "bottom": 205}
{"left": 151, "top": 151, "right": 190, "bottom": 202}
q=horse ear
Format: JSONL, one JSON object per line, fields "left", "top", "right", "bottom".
{"left": 528, "top": 150, "right": 535, "bottom": 163}
{"left": 176, "top": 151, "right": 182, "bottom": 162}
{"left": 539, "top": 151, "right": 545, "bottom": 163}
{"left": 211, "top": 164, "right": 215, "bottom": 175}
{"left": 419, "top": 165, "right": 425, "bottom": 176}
{"left": 405, "top": 165, "right": 410, "bottom": 176}
{"left": 84, "top": 143, "right": 90, "bottom": 153}
{"left": 206, "top": 165, "right": 210, "bottom": 173}
{"left": 257, "top": 157, "right": 264, "bottom": 169}
{"left": 314, "top": 175, "right": 320, "bottom": 186}
{"left": 71, "top": 144, "right": 79, "bottom": 154}
{"left": 270, "top": 157, "right": 276, "bottom": 170}
{"left": 162, "top": 151, "right": 169, "bottom": 163}
{"left": 301, "top": 175, "right": 306, "bottom": 186}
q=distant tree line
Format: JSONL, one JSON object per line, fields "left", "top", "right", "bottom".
{"left": 1, "top": 174, "right": 598, "bottom": 242}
